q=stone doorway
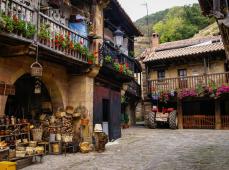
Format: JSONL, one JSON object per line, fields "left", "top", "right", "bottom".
{"left": 5, "top": 74, "right": 52, "bottom": 120}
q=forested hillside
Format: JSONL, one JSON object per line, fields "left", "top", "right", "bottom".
{"left": 135, "top": 3, "right": 215, "bottom": 43}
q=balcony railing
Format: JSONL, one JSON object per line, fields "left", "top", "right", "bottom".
{"left": 0, "top": 0, "right": 36, "bottom": 40}
{"left": 99, "top": 42, "right": 135, "bottom": 77}
{"left": 149, "top": 72, "right": 229, "bottom": 93}
{"left": 0, "top": 0, "right": 90, "bottom": 64}
{"left": 38, "top": 13, "right": 89, "bottom": 63}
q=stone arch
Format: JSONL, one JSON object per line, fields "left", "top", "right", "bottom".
{"left": 9, "top": 68, "right": 64, "bottom": 113}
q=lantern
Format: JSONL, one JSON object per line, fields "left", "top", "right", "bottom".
{"left": 34, "top": 80, "right": 41, "bottom": 94}
{"left": 114, "top": 28, "right": 124, "bottom": 48}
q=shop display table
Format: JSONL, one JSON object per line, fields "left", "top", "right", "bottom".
{"left": 62, "top": 142, "right": 78, "bottom": 156}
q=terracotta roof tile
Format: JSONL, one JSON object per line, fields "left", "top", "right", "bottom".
{"left": 143, "top": 42, "right": 224, "bottom": 62}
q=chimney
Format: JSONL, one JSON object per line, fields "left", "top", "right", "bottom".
{"left": 151, "top": 33, "right": 159, "bottom": 49}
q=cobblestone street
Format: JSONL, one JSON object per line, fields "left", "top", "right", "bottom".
{"left": 23, "top": 127, "right": 229, "bottom": 170}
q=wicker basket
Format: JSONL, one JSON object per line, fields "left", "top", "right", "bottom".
{"left": 29, "top": 141, "right": 37, "bottom": 147}
{"left": 31, "top": 61, "right": 43, "bottom": 77}
{"left": 66, "top": 106, "right": 74, "bottom": 114}
{"left": 16, "top": 151, "right": 26, "bottom": 157}
{"left": 52, "top": 143, "right": 60, "bottom": 153}
{"left": 79, "top": 142, "right": 90, "bottom": 153}
{"left": 26, "top": 147, "right": 34, "bottom": 156}
{"left": 32, "top": 129, "right": 43, "bottom": 141}
{"left": 55, "top": 111, "right": 66, "bottom": 118}
{"left": 35, "top": 146, "right": 44, "bottom": 154}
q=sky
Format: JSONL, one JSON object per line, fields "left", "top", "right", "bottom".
{"left": 118, "top": 0, "right": 199, "bottom": 21}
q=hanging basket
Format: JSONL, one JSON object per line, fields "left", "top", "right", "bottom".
{"left": 31, "top": 62, "right": 43, "bottom": 77}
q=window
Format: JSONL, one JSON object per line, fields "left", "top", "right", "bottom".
{"left": 178, "top": 69, "right": 187, "bottom": 79}
{"left": 157, "top": 70, "right": 165, "bottom": 81}
{"left": 178, "top": 69, "right": 188, "bottom": 88}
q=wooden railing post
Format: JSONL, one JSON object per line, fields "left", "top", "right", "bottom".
{"left": 177, "top": 100, "right": 183, "bottom": 129}
{"left": 215, "top": 99, "right": 221, "bottom": 129}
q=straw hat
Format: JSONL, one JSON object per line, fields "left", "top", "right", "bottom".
{"left": 94, "top": 124, "right": 103, "bottom": 133}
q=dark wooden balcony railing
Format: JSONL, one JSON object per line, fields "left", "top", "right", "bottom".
{"left": 0, "top": 0, "right": 90, "bottom": 64}
{"left": 38, "top": 13, "right": 89, "bottom": 63}
{"left": 149, "top": 72, "right": 229, "bottom": 93}
{"left": 99, "top": 42, "right": 135, "bottom": 77}
{"left": 126, "top": 80, "right": 141, "bottom": 97}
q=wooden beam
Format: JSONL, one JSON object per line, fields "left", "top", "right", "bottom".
{"left": 0, "top": 45, "right": 36, "bottom": 57}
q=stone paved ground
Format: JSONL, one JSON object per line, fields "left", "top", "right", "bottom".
{"left": 22, "top": 127, "right": 229, "bottom": 170}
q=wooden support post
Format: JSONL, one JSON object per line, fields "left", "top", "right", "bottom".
{"left": 177, "top": 100, "right": 183, "bottom": 129}
{"left": 215, "top": 99, "right": 221, "bottom": 130}
{"left": 0, "top": 95, "right": 7, "bottom": 117}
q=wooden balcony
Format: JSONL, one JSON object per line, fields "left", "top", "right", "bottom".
{"left": 38, "top": 13, "right": 90, "bottom": 64}
{"left": 0, "top": 0, "right": 90, "bottom": 67}
{"left": 0, "top": 0, "right": 36, "bottom": 43}
{"left": 149, "top": 72, "right": 229, "bottom": 93}
{"left": 99, "top": 42, "right": 135, "bottom": 77}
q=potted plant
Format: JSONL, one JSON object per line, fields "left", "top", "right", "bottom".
{"left": 104, "top": 55, "right": 112, "bottom": 63}
{"left": 81, "top": 46, "right": 89, "bottom": 56}
{"left": 87, "top": 53, "right": 95, "bottom": 64}
{"left": 38, "top": 23, "right": 51, "bottom": 45}
{"left": 113, "top": 62, "right": 120, "bottom": 72}
{"left": 2, "top": 15, "right": 14, "bottom": 33}
{"left": 0, "top": 14, "right": 6, "bottom": 31}
{"left": 24, "top": 22, "right": 36, "bottom": 38}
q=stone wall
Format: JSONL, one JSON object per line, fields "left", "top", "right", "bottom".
{"left": 0, "top": 55, "right": 69, "bottom": 116}
{"left": 149, "top": 60, "right": 225, "bottom": 80}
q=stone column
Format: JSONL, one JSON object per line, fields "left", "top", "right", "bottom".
{"left": 0, "top": 96, "right": 7, "bottom": 117}
{"left": 68, "top": 75, "right": 94, "bottom": 143}
{"left": 177, "top": 101, "right": 183, "bottom": 129}
{"left": 215, "top": 99, "right": 221, "bottom": 130}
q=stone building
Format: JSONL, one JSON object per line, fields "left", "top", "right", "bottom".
{"left": 0, "top": 0, "right": 141, "bottom": 142}
{"left": 140, "top": 34, "right": 229, "bottom": 129}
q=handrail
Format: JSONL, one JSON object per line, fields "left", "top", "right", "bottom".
{"left": 148, "top": 72, "right": 229, "bottom": 93}
{"left": 39, "top": 12, "right": 89, "bottom": 41}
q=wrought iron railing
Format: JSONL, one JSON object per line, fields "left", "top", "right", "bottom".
{"left": 99, "top": 41, "right": 135, "bottom": 77}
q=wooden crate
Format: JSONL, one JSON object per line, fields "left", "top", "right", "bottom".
{"left": 15, "top": 157, "right": 33, "bottom": 170}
